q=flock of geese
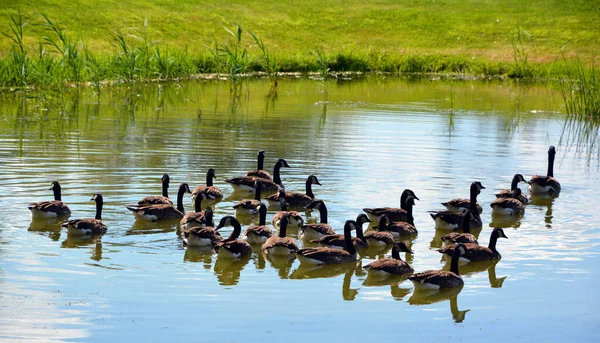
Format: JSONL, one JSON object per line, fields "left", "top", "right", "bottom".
{"left": 28, "top": 146, "right": 561, "bottom": 292}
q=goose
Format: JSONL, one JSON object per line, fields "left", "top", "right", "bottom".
{"left": 244, "top": 150, "right": 272, "bottom": 180}
{"left": 529, "top": 146, "right": 561, "bottom": 195}
{"left": 495, "top": 174, "right": 528, "bottom": 204}
{"left": 242, "top": 203, "right": 273, "bottom": 244}
{"left": 262, "top": 215, "right": 299, "bottom": 256}
{"left": 409, "top": 243, "right": 467, "bottom": 290}
{"left": 310, "top": 213, "right": 371, "bottom": 249}
{"left": 438, "top": 228, "right": 508, "bottom": 262}
{"left": 61, "top": 193, "right": 107, "bottom": 235}
{"left": 136, "top": 174, "right": 173, "bottom": 206}
{"left": 300, "top": 200, "right": 335, "bottom": 241}
{"left": 180, "top": 190, "right": 214, "bottom": 231}
{"left": 126, "top": 183, "right": 191, "bottom": 221}
{"left": 294, "top": 220, "right": 360, "bottom": 265}
{"left": 191, "top": 168, "right": 223, "bottom": 206}
{"left": 271, "top": 198, "right": 304, "bottom": 231}
{"left": 233, "top": 181, "right": 263, "bottom": 215}
{"left": 441, "top": 181, "right": 485, "bottom": 214}
{"left": 364, "top": 215, "right": 396, "bottom": 247}
{"left": 29, "top": 181, "right": 71, "bottom": 218}
{"left": 363, "top": 189, "right": 419, "bottom": 222}
{"left": 265, "top": 175, "right": 321, "bottom": 209}
{"left": 431, "top": 182, "right": 485, "bottom": 229}
{"left": 225, "top": 158, "right": 290, "bottom": 194}
{"left": 214, "top": 216, "right": 253, "bottom": 258}
{"left": 380, "top": 195, "right": 418, "bottom": 238}
{"left": 363, "top": 242, "right": 414, "bottom": 276}
{"left": 441, "top": 210, "right": 478, "bottom": 244}
{"left": 183, "top": 207, "right": 222, "bottom": 247}
{"left": 490, "top": 188, "right": 526, "bottom": 216}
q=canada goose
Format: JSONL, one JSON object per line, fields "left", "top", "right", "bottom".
{"left": 380, "top": 195, "right": 418, "bottom": 237}
{"left": 495, "top": 174, "right": 528, "bottom": 204}
{"left": 126, "top": 183, "right": 191, "bottom": 221}
{"left": 214, "top": 216, "right": 253, "bottom": 258}
{"left": 364, "top": 215, "right": 396, "bottom": 247}
{"left": 300, "top": 200, "right": 335, "bottom": 240}
{"left": 262, "top": 215, "right": 299, "bottom": 256}
{"left": 272, "top": 198, "right": 304, "bottom": 230}
{"left": 61, "top": 193, "right": 107, "bottom": 235}
{"left": 191, "top": 168, "right": 223, "bottom": 206}
{"left": 244, "top": 150, "right": 272, "bottom": 180}
{"left": 294, "top": 220, "right": 360, "bottom": 265}
{"left": 265, "top": 175, "right": 321, "bottom": 209}
{"left": 363, "top": 189, "right": 419, "bottom": 222}
{"left": 225, "top": 158, "right": 290, "bottom": 194}
{"left": 438, "top": 228, "right": 508, "bottom": 262}
{"left": 180, "top": 190, "right": 214, "bottom": 231}
{"left": 242, "top": 203, "right": 273, "bottom": 244}
{"left": 441, "top": 181, "right": 485, "bottom": 214}
{"left": 441, "top": 210, "right": 478, "bottom": 244}
{"left": 183, "top": 207, "right": 222, "bottom": 247}
{"left": 310, "top": 213, "right": 371, "bottom": 249}
{"left": 490, "top": 188, "right": 526, "bottom": 216}
{"left": 363, "top": 242, "right": 414, "bottom": 276}
{"left": 233, "top": 181, "right": 263, "bottom": 215}
{"left": 136, "top": 174, "right": 173, "bottom": 206}
{"left": 29, "top": 181, "right": 72, "bottom": 218}
{"left": 529, "top": 146, "right": 561, "bottom": 195}
{"left": 409, "top": 243, "right": 467, "bottom": 290}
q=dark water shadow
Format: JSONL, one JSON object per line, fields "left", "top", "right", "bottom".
{"left": 213, "top": 255, "right": 252, "bottom": 286}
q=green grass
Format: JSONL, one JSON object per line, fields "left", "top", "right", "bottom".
{"left": 0, "top": 0, "right": 599, "bottom": 89}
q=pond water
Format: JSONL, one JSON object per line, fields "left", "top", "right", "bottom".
{"left": 0, "top": 77, "right": 599, "bottom": 342}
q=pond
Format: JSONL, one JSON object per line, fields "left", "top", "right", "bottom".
{"left": 0, "top": 76, "right": 599, "bottom": 342}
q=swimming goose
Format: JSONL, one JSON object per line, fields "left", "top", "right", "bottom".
{"left": 191, "top": 168, "right": 223, "bottom": 206}
{"left": 265, "top": 175, "right": 321, "bottom": 209}
{"left": 441, "top": 181, "right": 485, "bottom": 214}
{"left": 529, "top": 146, "right": 561, "bottom": 196}
{"left": 29, "top": 181, "right": 72, "bottom": 218}
{"left": 262, "top": 215, "right": 299, "bottom": 256}
{"left": 364, "top": 215, "right": 396, "bottom": 247}
{"left": 431, "top": 182, "right": 484, "bottom": 229}
{"left": 61, "top": 193, "right": 107, "bottom": 235}
{"left": 441, "top": 210, "right": 478, "bottom": 244}
{"left": 409, "top": 243, "right": 467, "bottom": 290}
{"left": 380, "top": 195, "right": 418, "bottom": 237}
{"left": 300, "top": 200, "right": 335, "bottom": 240}
{"left": 294, "top": 220, "right": 360, "bottom": 265}
{"left": 214, "top": 216, "right": 253, "bottom": 258}
{"left": 495, "top": 174, "right": 528, "bottom": 204}
{"left": 364, "top": 242, "right": 414, "bottom": 276}
{"left": 126, "top": 183, "right": 191, "bottom": 221}
{"left": 183, "top": 207, "right": 222, "bottom": 247}
{"left": 244, "top": 150, "right": 272, "bottom": 180}
{"left": 225, "top": 158, "right": 290, "bottom": 194}
{"left": 242, "top": 203, "right": 273, "bottom": 244}
{"left": 272, "top": 198, "right": 304, "bottom": 230}
{"left": 180, "top": 190, "right": 214, "bottom": 231}
{"left": 136, "top": 174, "right": 173, "bottom": 206}
{"left": 233, "top": 181, "right": 263, "bottom": 215}
{"left": 438, "top": 228, "right": 508, "bottom": 262}
{"left": 490, "top": 188, "right": 526, "bottom": 216}
{"left": 310, "top": 213, "right": 371, "bottom": 249}
{"left": 363, "top": 189, "right": 419, "bottom": 222}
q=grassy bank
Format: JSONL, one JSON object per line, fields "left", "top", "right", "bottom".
{"left": 0, "top": 1, "right": 599, "bottom": 89}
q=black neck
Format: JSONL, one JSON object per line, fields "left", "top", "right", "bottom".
{"left": 279, "top": 219, "right": 288, "bottom": 238}
{"left": 176, "top": 186, "right": 186, "bottom": 213}
{"left": 254, "top": 184, "right": 262, "bottom": 200}
{"left": 318, "top": 203, "right": 328, "bottom": 224}
{"left": 343, "top": 222, "right": 357, "bottom": 255}
{"left": 547, "top": 152, "right": 555, "bottom": 177}
{"left": 469, "top": 185, "right": 478, "bottom": 211}
{"left": 95, "top": 198, "right": 103, "bottom": 220}
{"left": 273, "top": 161, "right": 283, "bottom": 185}
{"left": 257, "top": 152, "right": 264, "bottom": 170}
{"left": 226, "top": 219, "right": 242, "bottom": 240}
{"left": 488, "top": 231, "right": 499, "bottom": 254}
{"left": 461, "top": 213, "right": 471, "bottom": 233}
{"left": 356, "top": 224, "right": 365, "bottom": 239}
{"left": 510, "top": 176, "right": 519, "bottom": 190}
{"left": 205, "top": 209, "right": 214, "bottom": 227}
{"left": 391, "top": 246, "right": 401, "bottom": 260}
{"left": 53, "top": 187, "right": 62, "bottom": 201}
{"left": 305, "top": 178, "right": 315, "bottom": 198}
{"left": 400, "top": 191, "right": 409, "bottom": 210}
{"left": 194, "top": 196, "right": 203, "bottom": 212}
{"left": 258, "top": 205, "right": 267, "bottom": 226}
{"left": 206, "top": 172, "right": 213, "bottom": 187}
{"left": 377, "top": 217, "right": 387, "bottom": 231}
{"left": 406, "top": 200, "right": 414, "bottom": 226}
{"left": 450, "top": 249, "right": 461, "bottom": 275}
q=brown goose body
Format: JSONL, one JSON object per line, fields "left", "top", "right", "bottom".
{"left": 61, "top": 194, "right": 107, "bottom": 235}
{"left": 183, "top": 208, "right": 222, "bottom": 247}
{"left": 244, "top": 151, "right": 272, "bottom": 180}
{"left": 192, "top": 168, "right": 223, "bottom": 206}
{"left": 226, "top": 158, "right": 290, "bottom": 194}
{"left": 441, "top": 210, "right": 478, "bottom": 244}
{"left": 29, "top": 181, "right": 72, "bottom": 218}
{"left": 364, "top": 215, "right": 396, "bottom": 247}
{"left": 243, "top": 203, "right": 273, "bottom": 244}
{"left": 311, "top": 213, "right": 371, "bottom": 249}
{"left": 300, "top": 200, "right": 334, "bottom": 240}
{"left": 364, "top": 242, "right": 414, "bottom": 276}
{"left": 495, "top": 173, "right": 528, "bottom": 204}
{"left": 272, "top": 198, "right": 304, "bottom": 230}
{"left": 137, "top": 174, "right": 173, "bottom": 206}
{"left": 439, "top": 228, "right": 508, "bottom": 262}
{"left": 441, "top": 181, "right": 485, "bottom": 214}
{"left": 180, "top": 191, "right": 213, "bottom": 230}
{"left": 265, "top": 175, "right": 321, "bottom": 209}
{"left": 490, "top": 189, "right": 526, "bottom": 216}
{"left": 362, "top": 189, "right": 419, "bottom": 222}
{"left": 233, "top": 182, "right": 263, "bottom": 215}
{"left": 410, "top": 244, "right": 467, "bottom": 290}
{"left": 432, "top": 182, "right": 485, "bottom": 229}
{"left": 262, "top": 216, "right": 299, "bottom": 256}
{"left": 295, "top": 220, "right": 360, "bottom": 265}
{"left": 381, "top": 195, "right": 418, "bottom": 237}
{"left": 126, "top": 183, "right": 191, "bottom": 221}
{"left": 529, "top": 146, "right": 561, "bottom": 196}
{"left": 215, "top": 216, "right": 252, "bottom": 258}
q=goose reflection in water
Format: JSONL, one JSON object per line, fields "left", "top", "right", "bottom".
{"left": 528, "top": 194, "right": 556, "bottom": 229}
{"left": 127, "top": 219, "right": 178, "bottom": 236}
{"left": 213, "top": 255, "right": 252, "bottom": 286}
{"left": 28, "top": 218, "right": 62, "bottom": 241}
{"left": 183, "top": 246, "right": 215, "bottom": 268}
{"left": 489, "top": 213, "right": 523, "bottom": 229}
{"left": 61, "top": 235, "right": 103, "bottom": 261}
{"left": 265, "top": 254, "right": 295, "bottom": 279}
{"left": 409, "top": 286, "right": 469, "bottom": 323}
{"left": 451, "top": 259, "right": 507, "bottom": 288}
